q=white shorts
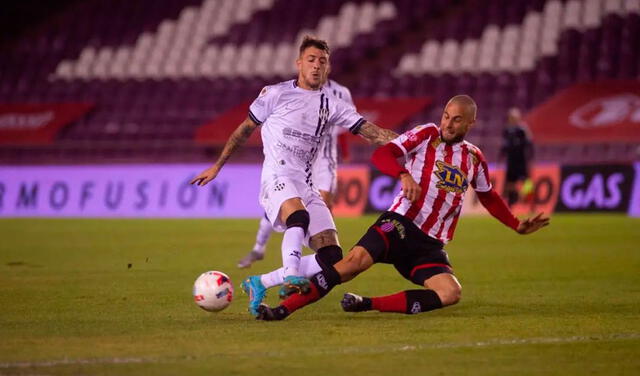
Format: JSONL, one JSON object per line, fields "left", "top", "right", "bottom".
{"left": 311, "top": 157, "right": 337, "bottom": 194}
{"left": 260, "top": 175, "right": 336, "bottom": 235}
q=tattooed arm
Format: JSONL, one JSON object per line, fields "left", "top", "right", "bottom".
{"left": 190, "top": 116, "right": 259, "bottom": 186}
{"left": 357, "top": 121, "right": 398, "bottom": 146}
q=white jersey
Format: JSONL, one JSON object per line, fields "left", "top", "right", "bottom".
{"left": 318, "top": 80, "right": 355, "bottom": 167}
{"left": 313, "top": 80, "right": 355, "bottom": 192}
{"left": 249, "top": 79, "right": 364, "bottom": 187}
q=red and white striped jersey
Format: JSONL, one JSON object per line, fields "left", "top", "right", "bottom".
{"left": 389, "top": 123, "right": 492, "bottom": 243}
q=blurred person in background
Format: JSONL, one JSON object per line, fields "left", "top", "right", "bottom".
{"left": 500, "top": 107, "right": 534, "bottom": 208}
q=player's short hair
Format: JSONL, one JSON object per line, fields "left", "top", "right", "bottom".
{"left": 447, "top": 95, "right": 477, "bottom": 120}
{"left": 299, "top": 35, "right": 330, "bottom": 56}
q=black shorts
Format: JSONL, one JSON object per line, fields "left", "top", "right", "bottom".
{"left": 355, "top": 211, "right": 453, "bottom": 286}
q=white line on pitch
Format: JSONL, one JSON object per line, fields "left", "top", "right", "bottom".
{"left": 1, "top": 332, "right": 638, "bottom": 368}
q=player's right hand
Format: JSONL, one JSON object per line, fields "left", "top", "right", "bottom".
{"left": 400, "top": 173, "right": 421, "bottom": 202}
{"left": 190, "top": 166, "right": 219, "bottom": 186}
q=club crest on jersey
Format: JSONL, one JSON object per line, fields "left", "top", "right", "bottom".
{"left": 318, "top": 106, "right": 329, "bottom": 124}
{"left": 434, "top": 160, "right": 468, "bottom": 194}
{"left": 379, "top": 219, "right": 406, "bottom": 239}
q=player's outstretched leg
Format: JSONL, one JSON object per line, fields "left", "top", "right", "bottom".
{"left": 256, "top": 267, "right": 340, "bottom": 321}
{"left": 342, "top": 289, "right": 448, "bottom": 314}
{"left": 241, "top": 275, "right": 267, "bottom": 316}
{"left": 340, "top": 293, "right": 372, "bottom": 312}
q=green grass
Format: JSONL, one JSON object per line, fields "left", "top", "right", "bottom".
{"left": 1, "top": 214, "right": 639, "bottom": 375}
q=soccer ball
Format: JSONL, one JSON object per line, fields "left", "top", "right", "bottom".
{"left": 193, "top": 271, "right": 234, "bottom": 312}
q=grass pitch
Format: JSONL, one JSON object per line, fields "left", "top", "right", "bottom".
{"left": 1, "top": 214, "right": 639, "bottom": 375}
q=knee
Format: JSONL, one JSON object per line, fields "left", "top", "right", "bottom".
{"left": 438, "top": 284, "right": 462, "bottom": 306}
{"left": 286, "top": 210, "right": 310, "bottom": 233}
{"left": 316, "top": 245, "right": 343, "bottom": 268}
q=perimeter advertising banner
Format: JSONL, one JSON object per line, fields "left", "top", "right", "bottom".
{"left": 1, "top": 163, "right": 639, "bottom": 218}
{"left": 525, "top": 81, "right": 640, "bottom": 144}
{"left": 629, "top": 162, "right": 640, "bottom": 217}
{"left": 461, "top": 164, "right": 561, "bottom": 217}
{"left": 0, "top": 164, "right": 262, "bottom": 217}
{"left": 0, "top": 103, "right": 94, "bottom": 145}
{"left": 555, "top": 164, "right": 634, "bottom": 212}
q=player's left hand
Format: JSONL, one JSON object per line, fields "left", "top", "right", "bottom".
{"left": 516, "top": 212, "right": 550, "bottom": 234}
{"left": 190, "top": 165, "right": 220, "bottom": 186}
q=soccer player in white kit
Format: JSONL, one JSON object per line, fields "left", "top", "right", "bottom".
{"left": 237, "top": 78, "right": 355, "bottom": 269}
{"left": 191, "top": 36, "right": 397, "bottom": 316}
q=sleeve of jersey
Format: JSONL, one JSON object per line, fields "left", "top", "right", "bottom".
{"left": 476, "top": 190, "right": 520, "bottom": 230}
{"left": 248, "top": 86, "right": 277, "bottom": 125}
{"left": 331, "top": 99, "right": 366, "bottom": 134}
{"left": 371, "top": 143, "right": 408, "bottom": 178}
{"left": 471, "top": 153, "right": 492, "bottom": 193}
{"left": 390, "top": 124, "right": 437, "bottom": 155}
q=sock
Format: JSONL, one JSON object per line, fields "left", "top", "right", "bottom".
{"left": 281, "top": 269, "right": 340, "bottom": 313}
{"left": 281, "top": 226, "right": 304, "bottom": 276}
{"left": 253, "top": 216, "right": 273, "bottom": 253}
{"left": 371, "top": 289, "right": 443, "bottom": 314}
{"left": 260, "top": 255, "right": 321, "bottom": 289}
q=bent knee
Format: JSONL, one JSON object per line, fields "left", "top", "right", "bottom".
{"left": 437, "top": 285, "right": 462, "bottom": 306}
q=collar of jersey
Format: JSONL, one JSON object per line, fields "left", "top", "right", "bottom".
{"left": 439, "top": 131, "right": 466, "bottom": 148}
{"left": 293, "top": 79, "right": 324, "bottom": 92}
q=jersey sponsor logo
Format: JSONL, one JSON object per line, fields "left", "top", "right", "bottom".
{"left": 434, "top": 160, "right": 468, "bottom": 194}
{"left": 283, "top": 127, "right": 321, "bottom": 145}
{"left": 276, "top": 141, "right": 313, "bottom": 161}
{"left": 410, "top": 301, "right": 421, "bottom": 314}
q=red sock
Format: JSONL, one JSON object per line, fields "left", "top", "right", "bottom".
{"left": 371, "top": 291, "right": 407, "bottom": 313}
{"left": 281, "top": 283, "right": 320, "bottom": 313}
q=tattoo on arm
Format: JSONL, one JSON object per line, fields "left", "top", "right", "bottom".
{"left": 358, "top": 122, "right": 398, "bottom": 145}
{"left": 216, "top": 117, "right": 258, "bottom": 166}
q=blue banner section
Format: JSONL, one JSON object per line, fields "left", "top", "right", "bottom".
{"left": 0, "top": 164, "right": 262, "bottom": 217}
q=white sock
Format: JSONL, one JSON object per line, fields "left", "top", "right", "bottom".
{"left": 281, "top": 226, "right": 304, "bottom": 277}
{"left": 253, "top": 216, "right": 273, "bottom": 253}
{"left": 260, "top": 254, "right": 322, "bottom": 288}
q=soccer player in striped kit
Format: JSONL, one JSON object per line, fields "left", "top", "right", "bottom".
{"left": 256, "top": 95, "right": 550, "bottom": 320}
{"left": 191, "top": 36, "right": 397, "bottom": 316}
